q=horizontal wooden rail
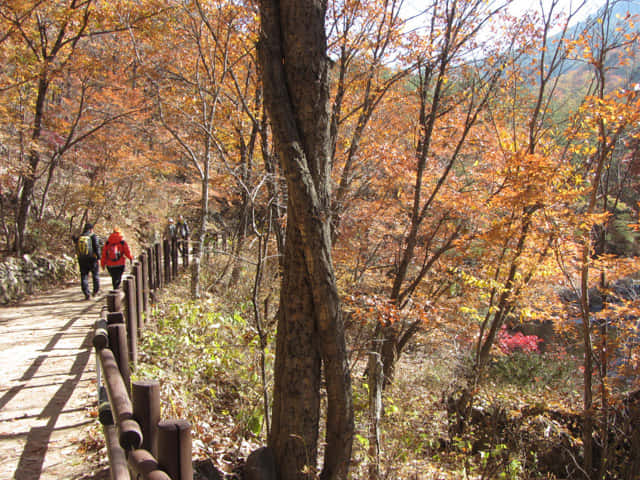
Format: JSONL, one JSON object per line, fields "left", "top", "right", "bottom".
{"left": 93, "top": 238, "right": 194, "bottom": 480}
{"left": 128, "top": 449, "right": 172, "bottom": 480}
{"left": 99, "top": 348, "right": 142, "bottom": 450}
{"left": 103, "top": 424, "right": 129, "bottom": 480}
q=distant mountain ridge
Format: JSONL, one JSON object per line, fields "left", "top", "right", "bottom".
{"left": 594, "top": 0, "right": 640, "bottom": 19}
{"left": 556, "top": 0, "right": 640, "bottom": 92}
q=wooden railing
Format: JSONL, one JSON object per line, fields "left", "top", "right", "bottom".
{"left": 93, "top": 236, "right": 194, "bottom": 480}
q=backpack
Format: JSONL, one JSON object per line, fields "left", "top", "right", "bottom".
{"left": 105, "top": 240, "right": 124, "bottom": 262}
{"left": 77, "top": 235, "right": 94, "bottom": 259}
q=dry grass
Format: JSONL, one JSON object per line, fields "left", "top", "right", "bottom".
{"left": 126, "top": 257, "right": 585, "bottom": 479}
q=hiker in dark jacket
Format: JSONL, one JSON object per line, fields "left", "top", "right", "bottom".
{"left": 165, "top": 218, "right": 177, "bottom": 240}
{"left": 74, "top": 223, "right": 101, "bottom": 300}
{"left": 100, "top": 227, "right": 133, "bottom": 290}
{"left": 176, "top": 215, "right": 189, "bottom": 254}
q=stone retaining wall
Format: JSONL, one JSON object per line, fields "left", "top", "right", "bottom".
{"left": 0, "top": 254, "right": 78, "bottom": 305}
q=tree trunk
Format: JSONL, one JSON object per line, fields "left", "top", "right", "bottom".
{"left": 16, "top": 72, "right": 49, "bottom": 254}
{"left": 191, "top": 151, "right": 210, "bottom": 299}
{"left": 367, "top": 351, "right": 383, "bottom": 480}
{"left": 270, "top": 220, "right": 321, "bottom": 479}
{"left": 15, "top": 158, "right": 36, "bottom": 254}
{"left": 230, "top": 186, "right": 248, "bottom": 287}
{"left": 258, "top": 1, "right": 354, "bottom": 479}
{"left": 230, "top": 124, "right": 255, "bottom": 287}
{"left": 580, "top": 239, "right": 594, "bottom": 478}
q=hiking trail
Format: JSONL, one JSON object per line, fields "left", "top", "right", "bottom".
{"left": 0, "top": 277, "right": 109, "bottom": 480}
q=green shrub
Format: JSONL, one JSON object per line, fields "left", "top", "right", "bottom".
{"left": 489, "top": 351, "right": 578, "bottom": 391}
{"left": 137, "top": 299, "right": 274, "bottom": 445}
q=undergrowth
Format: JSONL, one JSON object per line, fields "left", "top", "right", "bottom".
{"left": 489, "top": 350, "right": 579, "bottom": 392}
{"left": 129, "top": 263, "right": 584, "bottom": 479}
{"left": 135, "top": 272, "right": 274, "bottom": 475}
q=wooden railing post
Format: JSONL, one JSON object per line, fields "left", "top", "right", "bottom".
{"left": 93, "top": 318, "right": 109, "bottom": 352}
{"left": 163, "top": 239, "right": 171, "bottom": 284}
{"left": 171, "top": 237, "right": 178, "bottom": 277}
{"left": 132, "top": 380, "right": 161, "bottom": 458}
{"left": 154, "top": 242, "right": 162, "bottom": 289}
{"left": 106, "top": 290, "right": 123, "bottom": 313}
{"left": 107, "top": 322, "right": 130, "bottom": 394}
{"left": 133, "top": 262, "right": 144, "bottom": 334}
{"left": 122, "top": 275, "right": 137, "bottom": 366}
{"left": 139, "top": 254, "right": 150, "bottom": 322}
{"left": 158, "top": 419, "right": 193, "bottom": 480}
{"left": 147, "top": 246, "right": 155, "bottom": 293}
{"left": 97, "top": 385, "right": 112, "bottom": 425}
{"left": 107, "top": 311, "right": 124, "bottom": 324}
{"left": 182, "top": 235, "right": 189, "bottom": 267}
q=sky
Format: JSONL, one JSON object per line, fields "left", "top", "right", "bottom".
{"left": 402, "top": 0, "right": 607, "bottom": 27}
{"left": 399, "top": 0, "right": 626, "bottom": 43}
{"left": 506, "top": 0, "right": 604, "bottom": 22}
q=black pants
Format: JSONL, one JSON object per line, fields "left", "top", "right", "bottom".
{"left": 107, "top": 265, "right": 125, "bottom": 290}
{"left": 79, "top": 260, "right": 99, "bottom": 297}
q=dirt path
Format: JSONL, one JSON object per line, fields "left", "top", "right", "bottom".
{"left": 0, "top": 277, "right": 110, "bottom": 480}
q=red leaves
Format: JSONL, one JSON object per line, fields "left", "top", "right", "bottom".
{"left": 497, "top": 325, "right": 543, "bottom": 354}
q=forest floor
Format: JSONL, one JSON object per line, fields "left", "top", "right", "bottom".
{"left": 0, "top": 264, "right": 588, "bottom": 480}
{"left": 0, "top": 277, "right": 109, "bottom": 480}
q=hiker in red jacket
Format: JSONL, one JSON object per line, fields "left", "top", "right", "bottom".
{"left": 100, "top": 227, "right": 133, "bottom": 290}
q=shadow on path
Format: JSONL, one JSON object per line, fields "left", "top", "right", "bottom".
{"left": 0, "top": 286, "right": 106, "bottom": 479}
{"left": 13, "top": 331, "right": 92, "bottom": 479}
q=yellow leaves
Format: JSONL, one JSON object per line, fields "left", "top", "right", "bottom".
{"left": 459, "top": 306, "right": 481, "bottom": 322}
{"left": 456, "top": 268, "right": 504, "bottom": 292}
{"left": 575, "top": 89, "right": 640, "bottom": 146}
{"left": 484, "top": 151, "right": 563, "bottom": 214}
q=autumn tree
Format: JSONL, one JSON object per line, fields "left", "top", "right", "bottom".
{"left": 257, "top": 1, "right": 354, "bottom": 479}
{"left": 0, "top": 0, "right": 97, "bottom": 253}
{"left": 349, "top": 0, "right": 509, "bottom": 397}
{"left": 421, "top": 0, "right": 594, "bottom": 437}
{"left": 208, "top": 4, "right": 278, "bottom": 289}
{"left": 0, "top": 0, "right": 157, "bottom": 253}
{"left": 326, "top": 0, "right": 412, "bottom": 238}
{"left": 470, "top": 0, "right": 589, "bottom": 374}
{"left": 555, "top": 0, "right": 640, "bottom": 475}
{"left": 127, "top": 0, "right": 248, "bottom": 297}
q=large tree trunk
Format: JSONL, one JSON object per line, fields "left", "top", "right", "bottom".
{"left": 270, "top": 220, "right": 321, "bottom": 478}
{"left": 257, "top": 1, "right": 354, "bottom": 479}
